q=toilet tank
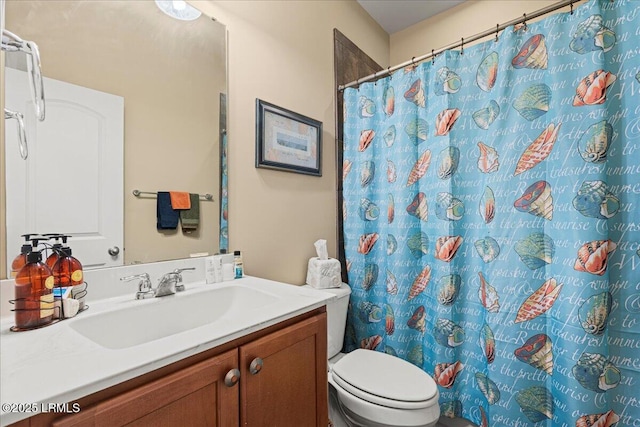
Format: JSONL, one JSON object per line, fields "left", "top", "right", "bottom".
{"left": 321, "top": 283, "right": 351, "bottom": 359}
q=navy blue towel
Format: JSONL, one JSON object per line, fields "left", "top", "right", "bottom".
{"left": 157, "top": 192, "right": 179, "bottom": 229}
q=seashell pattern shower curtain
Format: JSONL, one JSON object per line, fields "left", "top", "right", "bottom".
{"left": 342, "top": 0, "right": 640, "bottom": 425}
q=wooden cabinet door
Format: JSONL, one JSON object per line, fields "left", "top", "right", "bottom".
{"left": 52, "top": 349, "right": 239, "bottom": 427}
{"left": 239, "top": 312, "right": 328, "bottom": 427}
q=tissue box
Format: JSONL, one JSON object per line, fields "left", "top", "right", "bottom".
{"left": 306, "top": 257, "right": 341, "bottom": 289}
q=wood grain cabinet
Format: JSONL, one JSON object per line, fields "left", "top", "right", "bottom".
{"left": 53, "top": 349, "right": 240, "bottom": 427}
{"left": 240, "top": 313, "right": 327, "bottom": 426}
{"left": 16, "top": 310, "right": 327, "bottom": 427}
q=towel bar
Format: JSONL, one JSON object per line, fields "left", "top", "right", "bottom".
{"left": 132, "top": 190, "right": 214, "bottom": 201}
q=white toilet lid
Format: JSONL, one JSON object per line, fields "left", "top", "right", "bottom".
{"left": 331, "top": 349, "right": 437, "bottom": 409}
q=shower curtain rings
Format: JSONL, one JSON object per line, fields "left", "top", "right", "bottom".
{"left": 460, "top": 38, "right": 464, "bottom": 55}
{"left": 523, "top": 13, "right": 528, "bottom": 31}
{"left": 570, "top": 2, "right": 574, "bottom": 15}
{"left": 432, "top": 49, "right": 435, "bottom": 64}
{"left": 387, "top": 66, "right": 392, "bottom": 76}
{"left": 495, "top": 24, "right": 499, "bottom": 42}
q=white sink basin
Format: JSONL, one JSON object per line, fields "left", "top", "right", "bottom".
{"left": 69, "top": 285, "right": 280, "bottom": 349}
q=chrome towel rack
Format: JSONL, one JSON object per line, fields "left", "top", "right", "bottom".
{"left": 2, "top": 29, "right": 46, "bottom": 121}
{"left": 132, "top": 190, "right": 214, "bottom": 201}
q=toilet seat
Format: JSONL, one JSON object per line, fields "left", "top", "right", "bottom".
{"left": 331, "top": 349, "right": 438, "bottom": 410}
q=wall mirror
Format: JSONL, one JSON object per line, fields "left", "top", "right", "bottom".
{"left": 3, "top": 0, "right": 227, "bottom": 277}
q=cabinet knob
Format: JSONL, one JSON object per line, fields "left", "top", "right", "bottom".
{"left": 224, "top": 368, "right": 240, "bottom": 387}
{"left": 249, "top": 357, "right": 263, "bottom": 375}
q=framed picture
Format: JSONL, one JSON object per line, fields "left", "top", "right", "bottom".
{"left": 255, "top": 99, "right": 322, "bottom": 176}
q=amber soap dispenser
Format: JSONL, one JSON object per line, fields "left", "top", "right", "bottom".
{"left": 52, "top": 236, "right": 83, "bottom": 287}
{"left": 10, "top": 234, "right": 37, "bottom": 278}
{"left": 14, "top": 241, "right": 55, "bottom": 330}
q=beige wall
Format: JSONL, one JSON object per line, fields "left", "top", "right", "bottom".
{"left": 391, "top": 0, "right": 567, "bottom": 65}
{"left": 192, "top": 0, "right": 388, "bottom": 284}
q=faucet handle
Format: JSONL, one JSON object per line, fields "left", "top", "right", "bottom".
{"left": 120, "top": 272, "right": 151, "bottom": 282}
{"left": 120, "top": 273, "right": 151, "bottom": 289}
{"left": 173, "top": 267, "right": 195, "bottom": 274}
{"left": 172, "top": 268, "right": 195, "bottom": 292}
{"left": 120, "top": 273, "right": 154, "bottom": 298}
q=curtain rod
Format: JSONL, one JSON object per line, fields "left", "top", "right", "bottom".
{"left": 339, "top": 0, "right": 581, "bottom": 91}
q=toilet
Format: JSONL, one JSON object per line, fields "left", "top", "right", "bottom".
{"left": 318, "top": 283, "right": 440, "bottom": 427}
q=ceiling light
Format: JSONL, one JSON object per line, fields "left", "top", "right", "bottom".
{"left": 155, "top": 0, "right": 202, "bottom": 21}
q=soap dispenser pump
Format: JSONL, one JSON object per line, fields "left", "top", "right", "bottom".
{"left": 10, "top": 234, "right": 38, "bottom": 278}
{"left": 14, "top": 238, "right": 55, "bottom": 329}
{"left": 52, "top": 235, "right": 83, "bottom": 286}
{"left": 44, "top": 233, "right": 64, "bottom": 269}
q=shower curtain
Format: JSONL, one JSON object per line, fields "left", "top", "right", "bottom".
{"left": 342, "top": 0, "right": 640, "bottom": 425}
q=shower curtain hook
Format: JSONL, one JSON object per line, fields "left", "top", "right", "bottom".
{"left": 460, "top": 37, "right": 464, "bottom": 55}
{"left": 523, "top": 13, "right": 528, "bottom": 31}
{"left": 432, "top": 49, "right": 435, "bottom": 65}
{"left": 495, "top": 24, "right": 499, "bottom": 42}
{"left": 570, "top": 2, "right": 574, "bottom": 15}
{"left": 356, "top": 78, "right": 360, "bottom": 91}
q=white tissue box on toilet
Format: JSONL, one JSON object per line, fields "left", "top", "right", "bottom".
{"left": 306, "top": 257, "right": 342, "bottom": 289}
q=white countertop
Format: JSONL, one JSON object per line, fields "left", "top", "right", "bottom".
{"left": 0, "top": 276, "right": 334, "bottom": 426}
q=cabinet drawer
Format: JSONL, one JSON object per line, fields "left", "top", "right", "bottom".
{"left": 53, "top": 349, "right": 239, "bottom": 427}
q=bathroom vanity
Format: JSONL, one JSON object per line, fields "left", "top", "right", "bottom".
{"left": 0, "top": 276, "right": 333, "bottom": 426}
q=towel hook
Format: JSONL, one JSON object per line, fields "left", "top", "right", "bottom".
{"left": 4, "top": 108, "right": 28, "bottom": 159}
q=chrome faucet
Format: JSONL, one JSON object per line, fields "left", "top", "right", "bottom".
{"left": 155, "top": 268, "right": 196, "bottom": 297}
{"left": 120, "top": 273, "right": 154, "bottom": 299}
{"left": 121, "top": 268, "right": 195, "bottom": 299}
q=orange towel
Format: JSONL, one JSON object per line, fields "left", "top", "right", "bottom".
{"left": 169, "top": 191, "right": 191, "bottom": 209}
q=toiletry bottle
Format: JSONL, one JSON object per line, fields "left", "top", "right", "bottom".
{"left": 234, "top": 250, "right": 244, "bottom": 278}
{"left": 10, "top": 234, "right": 38, "bottom": 278}
{"left": 214, "top": 257, "right": 223, "bottom": 283}
{"left": 44, "top": 234, "right": 64, "bottom": 269}
{"left": 14, "top": 240, "right": 55, "bottom": 329}
{"left": 205, "top": 256, "right": 216, "bottom": 284}
{"left": 52, "top": 236, "right": 83, "bottom": 286}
